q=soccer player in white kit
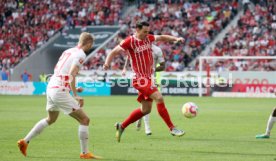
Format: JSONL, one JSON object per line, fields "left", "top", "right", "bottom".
{"left": 17, "top": 32, "right": 101, "bottom": 159}
{"left": 122, "top": 44, "right": 165, "bottom": 135}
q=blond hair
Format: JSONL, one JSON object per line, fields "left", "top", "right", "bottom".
{"left": 78, "top": 32, "right": 94, "bottom": 46}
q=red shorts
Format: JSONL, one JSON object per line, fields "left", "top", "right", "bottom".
{"left": 132, "top": 78, "right": 158, "bottom": 103}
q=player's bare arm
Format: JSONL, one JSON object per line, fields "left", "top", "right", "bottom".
{"left": 103, "top": 45, "right": 124, "bottom": 70}
{"left": 69, "top": 64, "right": 83, "bottom": 107}
{"left": 155, "top": 62, "right": 165, "bottom": 72}
{"left": 122, "top": 56, "right": 130, "bottom": 76}
{"left": 154, "top": 35, "right": 184, "bottom": 43}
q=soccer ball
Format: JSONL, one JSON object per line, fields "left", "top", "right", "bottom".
{"left": 182, "top": 102, "right": 198, "bottom": 118}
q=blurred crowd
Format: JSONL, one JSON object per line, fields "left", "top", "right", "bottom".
{"left": 0, "top": 0, "right": 123, "bottom": 71}
{"left": 206, "top": 1, "right": 276, "bottom": 72}
{"left": 84, "top": 0, "right": 239, "bottom": 71}
{"left": 1, "top": 0, "right": 275, "bottom": 75}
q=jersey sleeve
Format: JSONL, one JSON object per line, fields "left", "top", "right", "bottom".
{"left": 156, "top": 49, "right": 165, "bottom": 63}
{"left": 120, "top": 37, "right": 131, "bottom": 51}
{"left": 147, "top": 34, "right": 155, "bottom": 42}
{"left": 72, "top": 54, "right": 86, "bottom": 67}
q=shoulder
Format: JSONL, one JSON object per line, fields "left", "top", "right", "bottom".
{"left": 120, "top": 36, "right": 133, "bottom": 50}
{"left": 71, "top": 47, "right": 86, "bottom": 57}
{"left": 66, "top": 47, "right": 75, "bottom": 53}
{"left": 79, "top": 49, "right": 86, "bottom": 57}
{"left": 147, "top": 34, "right": 155, "bottom": 42}
{"left": 78, "top": 50, "right": 86, "bottom": 62}
{"left": 73, "top": 48, "right": 86, "bottom": 61}
{"left": 120, "top": 36, "right": 132, "bottom": 45}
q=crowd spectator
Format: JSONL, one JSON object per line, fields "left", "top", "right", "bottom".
{"left": 208, "top": 2, "right": 276, "bottom": 72}
{"left": 5, "top": 1, "right": 273, "bottom": 73}
{"left": 84, "top": 0, "right": 238, "bottom": 71}
{"left": 0, "top": 67, "right": 9, "bottom": 81}
{"left": 39, "top": 72, "right": 47, "bottom": 82}
{"left": 21, "top": 69, "right": 32, "bottom": 82}
{"left": 0, "top": 0, "right": 123, "bottom": 71}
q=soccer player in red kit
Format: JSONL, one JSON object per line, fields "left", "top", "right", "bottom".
{"left": 103, "top": 21, "right": 185, "bottom": 142}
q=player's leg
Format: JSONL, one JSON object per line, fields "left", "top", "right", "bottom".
{"left": 25, "top": 111, "right": 59, "bottom": 142}
{"left": 69, "top": 109, "right": 90, "bottom": 154}
{"left": 264, "top": 107, "right": 276, "bottom": 136}
{"left": 139, "top": 101, "right": 152, "bottom": 135}
{"left": 18, "top": 111, "right": 59, "bottom": 156}
{"left": 150, "top": 91, "right": 174, "bottom": 129}
{"left": 120, "top": 98, "right": 150, "bottom": 129}
{"left": 136, "top": 117, "right": 142, "bottom": 131}
{"left": 136, "top": 105, "right": 152, "bottom": 132}
{"left": 140, "top": 101, "right": 152, "bottom": 135}
{"left": 69, "top": 109, "right": 101, "bottom": 159}
{"left": 143, "top": 114, "right": 152, "bottom": 135}
{"left": 121, "top": 100, "right": 152, "bottom": 128}
{"left": 150, "top": 91, "right": 185, "bottom": 136}
{"left": 54, "top": 90, "right": 101, "bottom": 159}
{"left": 18, "top": 89, "right": 61, "bottom": 156}
{"left": 115, "top": 100, "right": 152, "bottom": 142}
{"left": 256, "top": 107, "right": 276, "bottom": 139}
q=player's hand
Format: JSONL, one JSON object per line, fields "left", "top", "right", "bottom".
{"left": 75, "top": 96, "right": 84, "bottom": 107}
{"left": 76, "top": 87, "right": 83, "bottom": 93}
{"left": 175, "top": 37, "right": 184, "bottom": 43}
{"left": 122, "top": 69, "right": 126, "bottom": 76}
{"left": 103, "top": 64, "right": 109, "bottom": 70}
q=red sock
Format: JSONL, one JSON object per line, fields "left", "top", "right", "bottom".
{"left": 157, "top": 102, "right": 174, "bottom": 130}
{"left": 121, "top": 108, "right": 144, "bottom": 129}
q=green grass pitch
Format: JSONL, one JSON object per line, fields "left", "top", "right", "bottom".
{"left": 0, "top": 95, "right": 275, "bottom": 161}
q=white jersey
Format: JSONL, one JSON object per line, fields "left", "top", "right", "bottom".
{"left": 48, "top": 46, "right": 86, "bottom": 90}
{"left": 151, "top": 44, "right": 165, "bottom": 69}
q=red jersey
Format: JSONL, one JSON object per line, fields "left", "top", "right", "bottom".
{"left": 120, "top": 34, "right": 155, "bottom": 78}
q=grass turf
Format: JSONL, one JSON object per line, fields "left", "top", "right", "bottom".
{"left": 0, "top": 95, "right": 275, "bottom": 161}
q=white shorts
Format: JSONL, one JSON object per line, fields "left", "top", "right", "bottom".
{"left": 46, "top": 88, "right": 80, "bottom": 115}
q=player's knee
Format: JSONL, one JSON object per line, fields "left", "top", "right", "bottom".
{"left": 155, "top": 95, "right": 164, "bottom": 103}
{"left": 272, "top": 107, "right": 276, "bottom": 117}
{"left": 141, "top": 108, "right": 151, "bottom": 114}
{"left": 46, "top": 118, "right": 56, "bottom": 125}
{"left": 81, "top": 116, "right": 90, "bottom": 125}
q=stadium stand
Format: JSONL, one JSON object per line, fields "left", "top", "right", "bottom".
{"left": 207, "top": 1, "right": 276, "bottom": 72}
{"left": 0, "top": 0, "right": 123, "bottom": 71}
{"left": 84, "top": 0, "right": 239, "bottom": 71}
{"left": 1, "top": 0, "right": 274, "bottom": 73}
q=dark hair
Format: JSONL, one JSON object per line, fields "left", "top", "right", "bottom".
{"left": 136, "top": 21, "right": 149, "bottom": 29}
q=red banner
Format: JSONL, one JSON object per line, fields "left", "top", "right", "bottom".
{"left": 232, "top": 84, "right": 276, "bottom": 93}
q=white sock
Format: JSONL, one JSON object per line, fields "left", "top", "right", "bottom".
{"left": 265, "top": 115, "right": 276, "bottom": 136}
{"left": 79, "top": 125, "right": 89, "bottom": 154}
{"left": 24, "top": 119, "right": 49, "bottom": 143}
{"left": 143, "top": 114, "right": 151, "bottom": 133}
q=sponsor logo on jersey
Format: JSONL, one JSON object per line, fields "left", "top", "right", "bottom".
{"left": 135, "top": 44, "right": 151, "bottom": 53}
